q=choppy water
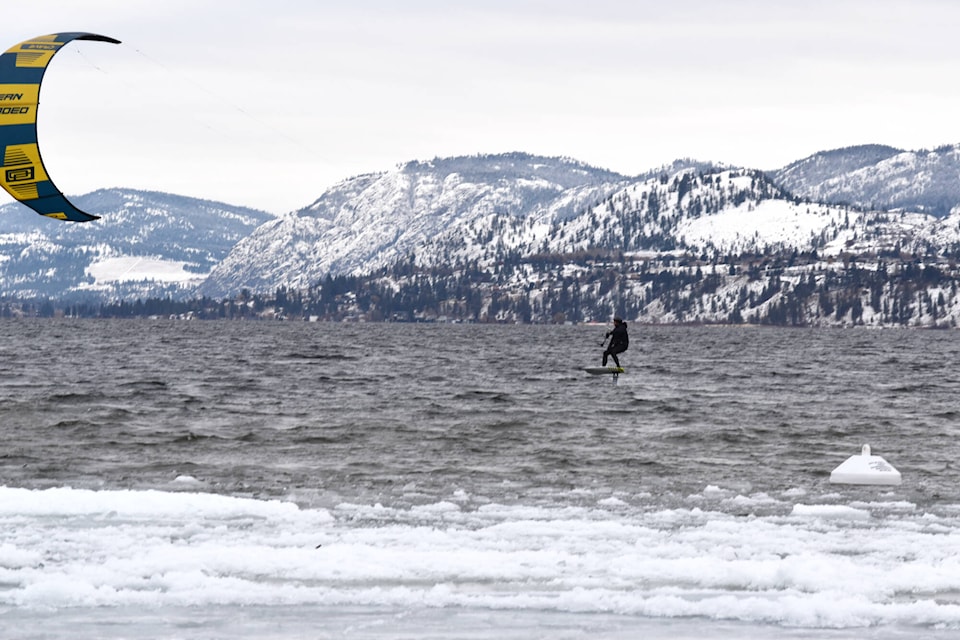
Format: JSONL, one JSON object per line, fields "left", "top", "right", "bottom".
{"left": 2, "top": 320, "right": 960, "bottom": 638}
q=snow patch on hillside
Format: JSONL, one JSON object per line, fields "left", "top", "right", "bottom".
{"left": 85, "top": 257, "right": 205, "bottom": 285}
{"left": 676, "top": 200, "right": 845, "bottom": 251}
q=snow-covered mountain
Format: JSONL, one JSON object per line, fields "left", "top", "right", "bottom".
{"left": 269, "top": 165, "right": 960, "bottom": 327}
{"left": 198, "top": 153, "right": 634, "bottom": 297}
{"left": 6, "top": 146, "right": 960, "bottom": 308}
{"left": 200, "top": 151, "right": 960, "bottom": 298}
{"left": 0, "top": 189, "right": 273, "bottom": 300}
{"left": 771, "top": 143, "right": 960, "bottom": 216}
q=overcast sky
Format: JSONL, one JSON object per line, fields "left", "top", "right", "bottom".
{"left": 4, "top": 0, "right": 960, "bottom": 214}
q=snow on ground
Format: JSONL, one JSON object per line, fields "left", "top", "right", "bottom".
{"left": 84, "top": 256, "right": 205, "bottom": 284}
{"left": 676, "top": 200, "right": 844, "bottom": 251}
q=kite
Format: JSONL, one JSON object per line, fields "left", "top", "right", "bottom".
{"left": 0, "top": 32, "right": 120, "bottom": 222}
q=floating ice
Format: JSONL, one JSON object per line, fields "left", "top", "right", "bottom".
{"left": 2, "top": 485, "right": 960, "bottom": 634}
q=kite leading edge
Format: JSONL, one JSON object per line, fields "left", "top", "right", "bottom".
{"left": 0, "top": 32, "right": 120, "bottom": 222}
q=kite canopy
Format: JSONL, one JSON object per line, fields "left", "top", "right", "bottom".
{"left": 0, "top": 32, "right": 120, "bottom": 222}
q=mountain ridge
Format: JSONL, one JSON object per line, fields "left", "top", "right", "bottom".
{"left": 0, "top": 189, "right": 273, "bottom": 300}
{"left": 198, "top": 152, "right": 640, "bottom": 297}
{"left": 771, "top": 142, "right": 960, "bottom": 215}
{"left": 199, "top": 147, "right": 960, "bottom": 299}
{"left": 4, "top": 145, "right": 960, "bottom": 326}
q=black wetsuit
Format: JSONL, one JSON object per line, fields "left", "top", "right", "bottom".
{"left": 602, "top": 323, "right": 628, "bottom": 367}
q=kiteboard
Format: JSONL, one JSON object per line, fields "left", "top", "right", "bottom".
{"left": 584, "top": 366, "right": 625, "bottom": 375}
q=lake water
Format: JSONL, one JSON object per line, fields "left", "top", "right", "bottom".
{"left": 1, "top": 320, "right": 959, "bottom": 639}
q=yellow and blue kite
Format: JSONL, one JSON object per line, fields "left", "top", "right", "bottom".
{"left": 0, "top": 32, "right": 119, "bottom": 222}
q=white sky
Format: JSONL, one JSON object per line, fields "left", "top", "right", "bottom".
{"left": 3, "top": 0, "right": 960, "bottom": 214}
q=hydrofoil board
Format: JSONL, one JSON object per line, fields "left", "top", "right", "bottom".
{"left": 584, "top": 366, "right": 625, "bottom": 375}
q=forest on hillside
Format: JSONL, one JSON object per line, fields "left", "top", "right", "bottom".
{"left": 4, "top": 249, "right": 959, "bottom": 328}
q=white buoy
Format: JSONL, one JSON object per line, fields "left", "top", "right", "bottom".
{"left": 829, "top": 444, "right": 902, "bottom": 486}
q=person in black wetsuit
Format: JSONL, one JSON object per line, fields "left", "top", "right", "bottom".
{"left": 602, "top": 317, "right": 628, "bottom": 368}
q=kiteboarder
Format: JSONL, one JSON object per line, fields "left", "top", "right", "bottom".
{"left": 601, "top": 317, "right": 628, "bottom": 368}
